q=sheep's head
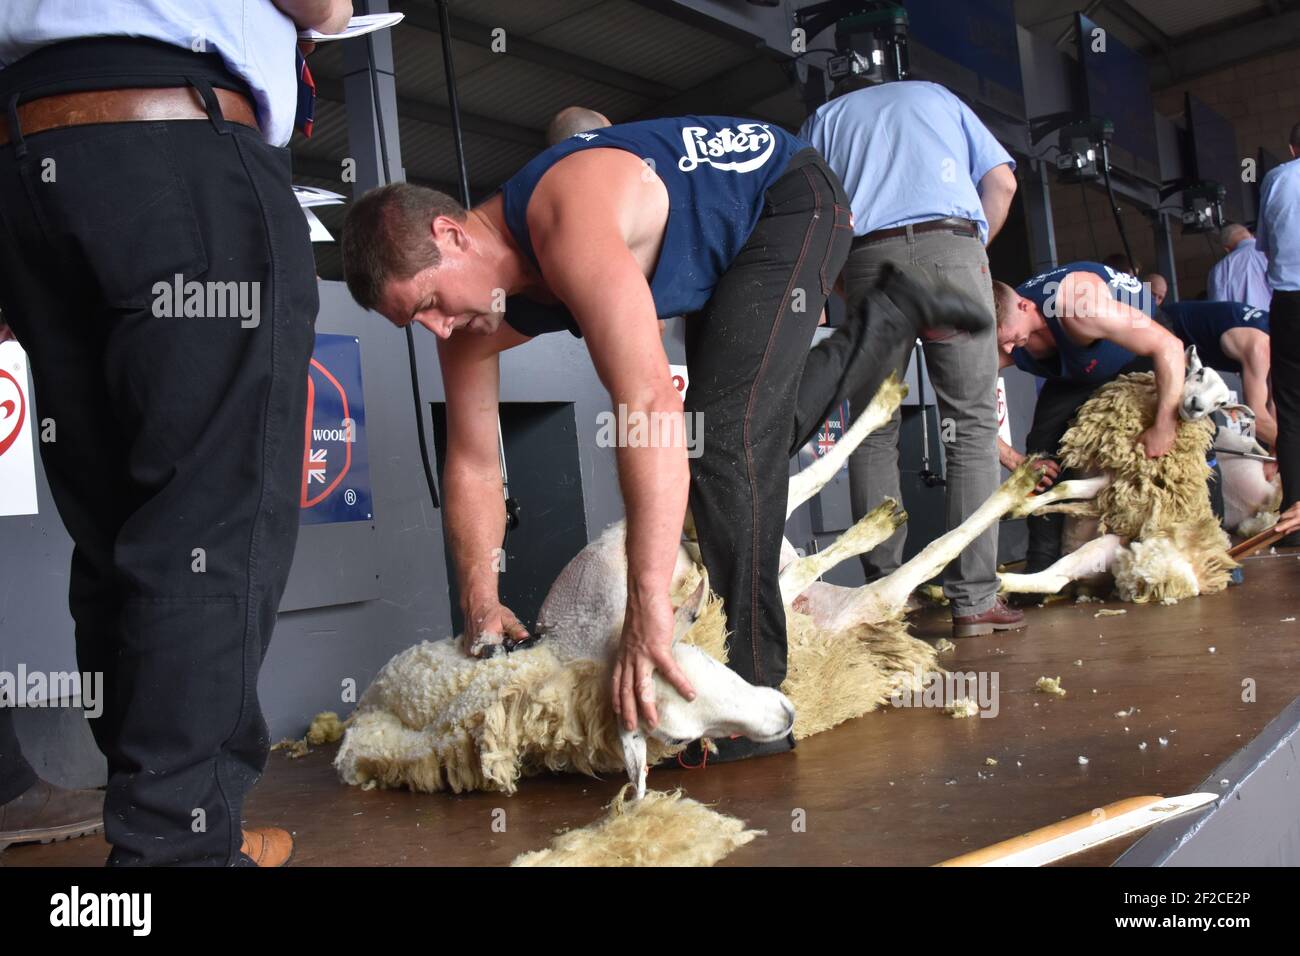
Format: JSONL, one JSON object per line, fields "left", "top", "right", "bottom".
{"left": 619, "top": 573, "right": 796, "bottom": 798}
{"left": 1180, "top": 345, "right": 1231, "bottom": 421}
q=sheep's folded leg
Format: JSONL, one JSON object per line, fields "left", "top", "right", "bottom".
{"left": 1005, "top": 475, "right": 1110, "bottom": 520}
{"left": 786, "top": 374, "right": 908, "bottom": 519}
{"left": 779, "top": 498, "right": 907, "bottom": 604}
{"left": 998, "top": 534, "right": 1125, "bottom": 594}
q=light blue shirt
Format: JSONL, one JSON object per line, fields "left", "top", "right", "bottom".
{"left": 1257, "top": 156, "right": 1300, "bottom": 292}
{"left": 1207, "top": 237, "right": 1272, "bottom": 310}
{"left": 0, "top": 1, "right": 299, "bottom": 146}
{"left": 798, "top": 81, "right": 1015, "bottom": 244}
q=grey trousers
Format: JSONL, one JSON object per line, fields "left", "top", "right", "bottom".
{"left": 842, "top": 228, "right": 1001, "bottom": 615}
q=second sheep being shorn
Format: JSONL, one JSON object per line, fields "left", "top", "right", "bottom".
{"left": 998, "top": 361, "right": 1238, "bottom": 604}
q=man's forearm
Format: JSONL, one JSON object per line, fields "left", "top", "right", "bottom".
{"left": 273, "top": 0, "right": 352, "bottom": 32}
{"left": 443, "top": 461, "right": 507, "bottom": 610}
{"left": 617, "top": 405, "right": 692, "bottom": 613}
{"left": 997, "top": 436, "right": 1021, "bottom": 469}
{"left": 1151, "top": 342, "right": 1184, "bottom": 427}
{"left": 982, "top": 189, "right": 1013, "bottom": 244}
{"left": 1242, "top": 370, "right": 1278, "bottom": 447}
{"left": 978, "top": 166, "right": 1016, "bottom": 244}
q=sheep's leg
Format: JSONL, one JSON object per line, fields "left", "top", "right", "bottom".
{"left": 786, "top": 374, "right": 908, "bottom": 519}
{"left": 620, "top": 729, "right": 648, "bottom": 800}
{"left": 828, "top": 461, "right": 1043, "bottom": 629}
{"left": 1028, "top": 501, "right": 1102, "bottom": 518}
{"left": 1005, "top": 475, "right": 1110, "bottom": 520}
{"left": 998, "top": 534, "right": 1124, "bottom": 594}
{"left": 779, "top": 498, "right": 907, "bottom": 604}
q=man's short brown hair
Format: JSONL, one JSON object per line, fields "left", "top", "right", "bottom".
{"left": 341, "top": 182, "right": 467, "bottom": 310}
{"left": 992, "top": 280, "right": 1019, "bottom": 326}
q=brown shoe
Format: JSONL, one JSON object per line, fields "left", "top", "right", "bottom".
{"left": 952, "top": 598, "right": 1027, "bottom": 639}
{"left": 0, "top": 779, "right": 104, "bottom": 851}
{"left": 240, "top": 826, "right": 294, "bottom": 867}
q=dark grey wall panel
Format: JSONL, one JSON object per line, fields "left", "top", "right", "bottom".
{"left": 1117, "top": 696, "right": 1300, "bottom": 867}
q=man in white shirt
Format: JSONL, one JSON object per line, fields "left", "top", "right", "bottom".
{"left": 0, "top": 0, "right": 349, "bottom": 867}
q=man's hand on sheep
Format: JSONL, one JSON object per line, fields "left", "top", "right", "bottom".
{"left": 461, "top": 599, "right": 531, "bottom": 658}
{"left": 1137, "top": 420, "right": 1177, "bottom": 458}
{"left": 1274, "top": 501, "right": 1300, "bottom": 536}
{"left": 612, "top": 596, "right": 695, "bottom": 732}
{"left": 998, "top": 438, "right": 1059, "bottom": 492}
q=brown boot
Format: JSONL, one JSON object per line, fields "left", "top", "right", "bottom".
{"left": 0, "top": 779, "right": 104, "bottom": 851}
{"left": 952, "top": 598, "right": 1027, "bottom": 639}
{"left": 240, "top": 827, "right": 294, "bottom": 867}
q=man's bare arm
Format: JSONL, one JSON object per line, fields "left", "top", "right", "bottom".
{"left": 1060, "top": 271, "right": 1185, "bottom": 457}
{"left": 437, "top": 324, "right": 533, "bottom": 652}
{"left": 272, "top": 0, "right": 353, "bottom": 33}
{"left": 1223, "top": 329, "right": 1277, "bottom": 447}
{"left": 529, "top": 159, "right": 694, "bottom": 729}
{"left": 978, "top": 163, "right": 1017, "bottom": 244}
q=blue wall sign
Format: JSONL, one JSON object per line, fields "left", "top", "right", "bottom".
{"left": 300, "top": 333, "right": 373, "bottom": 525}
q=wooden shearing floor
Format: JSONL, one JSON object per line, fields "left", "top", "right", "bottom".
{"left": 7, "top": 551, "right": 1300, "bottom": 868}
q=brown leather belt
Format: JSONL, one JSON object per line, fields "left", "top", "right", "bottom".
{"left": 854, "top": 216, "right": 979, "bottom": 246}
{"left": 0, "top": 86, "right": 259, "bottom": 146}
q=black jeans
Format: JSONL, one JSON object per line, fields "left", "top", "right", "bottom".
{"left": 0, "top": 108, "right": 316, "bottom": 864}
{"left": 1272, "top": 291, "right": 1300, "bottom": 525}
{"left": 0, "top": 708, "right": 37, "bottom": 805}
{"left": 684, "top": 149, "right": 854, "bottom": 688}
{"left": 1022, "top": 377, "right": 1106, "bottom": 572}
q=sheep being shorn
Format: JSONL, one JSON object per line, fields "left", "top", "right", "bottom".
{"left": 998, "top": 361, "right": 1238, "bottom": 604}
{"left": 335, "top": 374, "right": 952, "bottom": 800}
{"left": 1215, "top": 406, "right": 1281, "bottom": 538}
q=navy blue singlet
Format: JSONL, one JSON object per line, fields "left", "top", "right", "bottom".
{"left": 1011, "top": 261, "right": 1149, "bottom": 382}
{"left": 1162, "top": 300, "right": 1269, "bottom": 374}
{"left": 497, "top": 116, "right": 806, "bottom": 338}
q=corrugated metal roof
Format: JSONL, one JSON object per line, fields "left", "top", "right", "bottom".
{"left": 429, "top": 0, "right": 609, "bottom": 38}
{"left": 527, "top": 1, "right": 754, "bottom": 92}
{"left": 1132, "top": 0, "right": 1267, "bottom": 39}
{"left": 441, "top": 55, "right": 653, "bottom": 128}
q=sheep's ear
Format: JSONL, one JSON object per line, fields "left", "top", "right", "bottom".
{"left": 671, "top": 571, "right": 709, "bottom": 646}
{"left": 1186, "top": 344, "right": 1202, "bottom": 373}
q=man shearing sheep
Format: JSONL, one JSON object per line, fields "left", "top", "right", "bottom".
{"left": 994, "top": 261, "right": 1186, "bottom": 573}
{"left": 340, "top": 115, "right": 989, "bottom": 761}
{"left": 1162, "top": 300, "right": 1274, "bottom": 448}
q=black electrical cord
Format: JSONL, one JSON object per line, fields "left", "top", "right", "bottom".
{"left": 364, "top": 25, "right": 441, "bottom": 511}
{"left": 913, "top": 341, "right": 944, "bottom": 487}
{"left": 1100, "top": 141, "right": 1137, "bottom": 273}
{"left": 1080, "top": 179, "right": 1101, "bottom": 262}
{"left": 436, "top": 0, "right": 471, "bottom": 206}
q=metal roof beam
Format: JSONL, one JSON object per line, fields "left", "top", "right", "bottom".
{"left": 292, "top": 153, "right": 491, "bottom": 199}
{"left": 1151, "top": 6, "right": 1300, "bottom": 87}
{"left": 313, "top": 73, "right": 546, "bottom": 150}
{"left": 392, "top": 0, "right": 679, "bottom": 100}
{"left": 633, "top": 55, "right": 791, "bottom": 121}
